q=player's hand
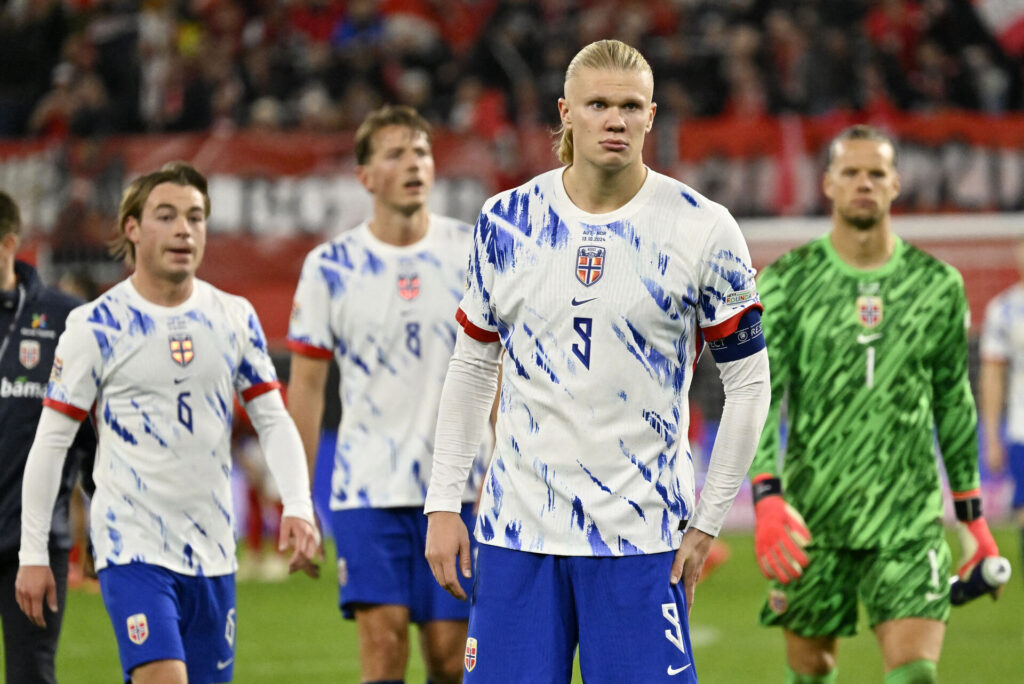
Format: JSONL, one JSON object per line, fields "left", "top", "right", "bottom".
{"left": 279, "top": 515, "right": 322, "bottom": 579}
{"left": 956, "top": 516, "right": 1000, "bottom": 578}
{"left": 753, "top": 487, "right": 811, "bottom": 584}
{"left": 425, "top": 511, "right": 471, "bottom": 601}
{"left": 670, "top": 527, "right": 714, "bottom": 615}
{"left": 15, "top": 565, "right": 57, "bottom": 628}
{"left": 984, "top": 440, "right": 1006, "bottom": 476}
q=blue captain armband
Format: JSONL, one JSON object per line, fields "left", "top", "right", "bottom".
{"left": 707, "top": 308, "right": 765, "bottom": 363}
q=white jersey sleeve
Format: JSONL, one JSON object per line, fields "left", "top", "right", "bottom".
{"left": 287, "top": 249, "right": 336, "bottom": 359}
{"left": 696, "top": 210, "right": 762, "bottom": 342}
{"left": 233, "top": 299, "right": 283, "bottom": 401}
{"left": 43, "top": 305, "right": 104, "bottom": 420}
{"left": 980, "top": 289, "right": 1011, "bottom": 362}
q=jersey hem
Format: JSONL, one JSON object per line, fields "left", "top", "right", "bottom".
{"left": 286, "top": 339, "right": 334, "bottom": 359}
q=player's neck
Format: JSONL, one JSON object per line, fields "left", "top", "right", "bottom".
{"left": 562, "top": 161, "right": 647, "bottom": 214}
{"left": 829, "top": 219, "right": 895, "bottom": 270}
{"left": 0, "top": 262, "right": 15, "bottom": 291}
{"left": 367, "top": 206, "right": 429, "bottom": 247}
{"left": 130, "top": 270, "right": 194, "bottom": 307}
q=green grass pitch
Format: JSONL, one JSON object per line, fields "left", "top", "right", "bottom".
{"left": 18, "top": 527, "right": 1021, "bottom": 682}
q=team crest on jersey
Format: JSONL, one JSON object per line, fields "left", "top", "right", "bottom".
{"left": 576, "top": 246, "right": 605, "bottom": 286}
{"left": 127, "top": 613, "right": 149, "bottom": 645}
{"left": 464, "top": 637, "right": 478, "bottom": 672}
{"left": 19, "top": 340, "right": 40, "bottom": 369}
{"left": 857, "top": 296, "right": 883, "bottom": 328}
{"left": 398, "top": 273, "right": 420, "bottom": 300}
{"left": 169, "top": 335, "right": 195, "bottom": 367}
{"left": 768, "top": 590, "right": 788, "bottom": 615}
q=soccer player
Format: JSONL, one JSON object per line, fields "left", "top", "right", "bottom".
{"left": 0, "top": 190, "right": 95, "bottom": 683}
{"left": 286, "top": 105, "right": 488, "bottom": 684}
{"left": 16, "top": 162, "right": 319, "bottom": 684}
{"left": 980, "top": 237, "right": 1024, "bottom": 587}
{"left": 424, "top": 40, "right": 770, "bottom": 683}
{"left": 750, "top": 125, "right": 1001, "bottom": 684}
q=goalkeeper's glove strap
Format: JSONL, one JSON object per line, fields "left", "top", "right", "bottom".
{"left": 953, "top": 488, "right": 982, "bottom": 522}
{"left": 752, "top": 474, "right": 782, "bottom": 504}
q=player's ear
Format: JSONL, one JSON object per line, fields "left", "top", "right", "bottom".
{"left": 890, "top": 169, "right": 901, "bottom": 200}
{"left": 123, "top": 216, "right": 141, "bottom": 245}
{"left": 822, "top": 170, "right": 834, "bottom": 201}
{"left": 557, "top": 97, "right": 571, "bottom": 128}
{"left": 355, "top": 165, "right": 373, "bottom": 193}
{"left": 646, "top": 101, "right": 656, "bottom": 132}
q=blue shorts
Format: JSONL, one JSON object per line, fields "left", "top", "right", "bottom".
{"left": 1010, "top": 443, "right": 1024, "bottom": 508}
{"left": 98, "top": 563, "right": 235, "bottom": 684}
{"left": 464, "top": 545, "right": 697, "bottom": 683}
{"left": 329, "top": 504, "right": 474, "bottom": 623}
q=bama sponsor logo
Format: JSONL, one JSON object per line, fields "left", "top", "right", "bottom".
{"left": 1, "top": 376, "right": 46, "bottom": 399}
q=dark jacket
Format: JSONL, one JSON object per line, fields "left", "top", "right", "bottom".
{"left": 0, "top": 260, "right": 95, "bottom": 556}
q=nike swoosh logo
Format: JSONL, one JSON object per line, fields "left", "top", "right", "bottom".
{"left": 856, "top": 333, "right": 882, "bottom": 344}
{"left": 173, "top": 377, "right": 189, "bottom": 384}
{"left": 924, "top": 592, "right": 944, "bottom": 602}
{"left": 217, "top": 658, "right": 233, "bottom": 670}
{"left": 668, "top": 664, "right": 692, "bottom": 676}
{"left": 571, "top": 297, "right": 598, "bottom": 306}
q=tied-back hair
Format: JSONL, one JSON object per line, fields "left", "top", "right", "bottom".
{"left": 554, "top": 39, "right": 653, "bottom": 166}
{"left": 826, "top": 124, "right": 899, "bottom": 168}
{"left": 354, "top": 104, "right": 433, "bottom": 165}
{"left": 0, "top": 190, "right": 21, "bottom": 238}
{"left": 111, "top": 161, "right": 210, "bottom": 267}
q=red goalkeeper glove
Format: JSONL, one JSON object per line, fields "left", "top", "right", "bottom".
{"left": 953, "top": 489, "right": 1000, "bottom": 578}
{"left": 753, "top": 475, "right": 811, "bottom": 584}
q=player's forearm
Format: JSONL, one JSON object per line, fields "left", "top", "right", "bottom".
{"left": 425, "top": 330, "right": 501, "bottom": 514}
{"left": 286, "top": 355, "right": 329, "bottom": 478}
{"left": 691, "top": 348, "right": 770, "bottom": 537}
{"left": 20, "top": 408, "right": 81, "bottom": 566}
{"left": 978, "top": 359, "right": 1007, "bottom": 445}
{"left": 247, "top": 391, "right": 315, "bottom": 524}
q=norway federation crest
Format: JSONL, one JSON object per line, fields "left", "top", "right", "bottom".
{"left": 857, "top": 296, "right": 883, "bottom": 328}
{"left": 398, "top": 273, "right": 420, "bottom": 300}
{"left": 464, "top": 637, "right": 478, "bottom": 672}
{"left": 576, "top": 245, "right": 605, "bottom": 287}
{"left": 169, "top": 335, "right": 195, "bottom": 367}
{"left": 127, "top": 613, "right": 149, "bottom": 645}
{"left": 19, "top": 340, "right": 40, "bottom": 369}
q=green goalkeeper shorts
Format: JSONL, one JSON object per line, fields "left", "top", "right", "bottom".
{"left": 758, "top": 536, "right": 952, "bottom": 637}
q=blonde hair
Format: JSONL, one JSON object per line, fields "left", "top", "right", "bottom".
{"left": 554, "top": 40, "right": 653, "bottom": 166}
{"left": 111, "top": 161, "right": 210, "bottom": 266}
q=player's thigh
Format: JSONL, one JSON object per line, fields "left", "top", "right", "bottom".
{"left": 0, "top": 550, "right": 67, "bottom": 684}
{"left": 463, "top": 545, "right": 576, "bottom": 684}
{"left": 99, "top": 564, "right": 187, "bottom": 682}
{"left": 178, "top": 573, "right": 236, "bottom": 684}
{"left": 860, "top": 537, "right": 951, "bottom": 627}
{"left": 873, "top": 617, "right": 944, "bottom": 671}
{"left": 130, "top": 658, "right": 188, "bottom": 684}
{"left": 573, "top": 552, "right": 696, "bottom": 684}
{"left": 329, "top": 507, "right": 417, "bottom": 617}
{"left": 410, "top": 502, "right": 474, "bottom": 624}
{"left": 759, "top": 547, "right": 862, "bottom": 638}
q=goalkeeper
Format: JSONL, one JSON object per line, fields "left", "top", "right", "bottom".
{"left": 750, "top": 125, "right": 1001, "bottom": 684}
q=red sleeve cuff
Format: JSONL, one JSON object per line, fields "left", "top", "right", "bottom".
{"left": 286, "top": 339, "right": 334, "bottom": 359}
{"left": 952, "top": 488, "right": 981, "bottom": 501}
{"left": 702, "top": 303, "right": 764, "bottom": 341}
{"left": 42, "top": 398, "right": 89, "bottom": 422}
{"left": 241, "top": 380, "right": 283, "bottom": 403}
{"left": 456, "top": 308, "right": 500, "bottom": 343}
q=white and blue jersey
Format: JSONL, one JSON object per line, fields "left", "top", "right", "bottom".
{"left": 288, "top": 217, "right": 488, "bottom": 511}
{"left": 43, "top": 278, "right": 281, "bottom": 576}
{"left": 457, "top": 168, "right": 761, "bottom": 557}
{"left": 982, "top": 283, "right": 1024, "bottom": 444}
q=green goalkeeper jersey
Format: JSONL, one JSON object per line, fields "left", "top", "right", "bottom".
{"left": 751, "top": 234, "right": 980, "bottom": 549}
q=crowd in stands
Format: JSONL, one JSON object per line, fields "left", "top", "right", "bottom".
{"left": 1, "top": 0, "right": 1021, "bottom": 141}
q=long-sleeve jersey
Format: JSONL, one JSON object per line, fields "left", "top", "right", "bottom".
{"left": 751, "top": 235, "right": 980, "bottom": 549}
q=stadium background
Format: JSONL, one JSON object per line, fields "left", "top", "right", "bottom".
{"left": 2, "top": 0, "right": 1023, "bottom": 680}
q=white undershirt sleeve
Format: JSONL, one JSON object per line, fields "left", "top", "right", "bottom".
{"left": 20, "top": 408, "right": 83, "bottom": 567}
{"left": 689, "top": 347, "right": 771, "bottom": 537}
{"left": 244, "top": 390, "right": 315, "bottom": 526}
{"left": 424, "top": 328, "right": 502, "bottom": 514}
